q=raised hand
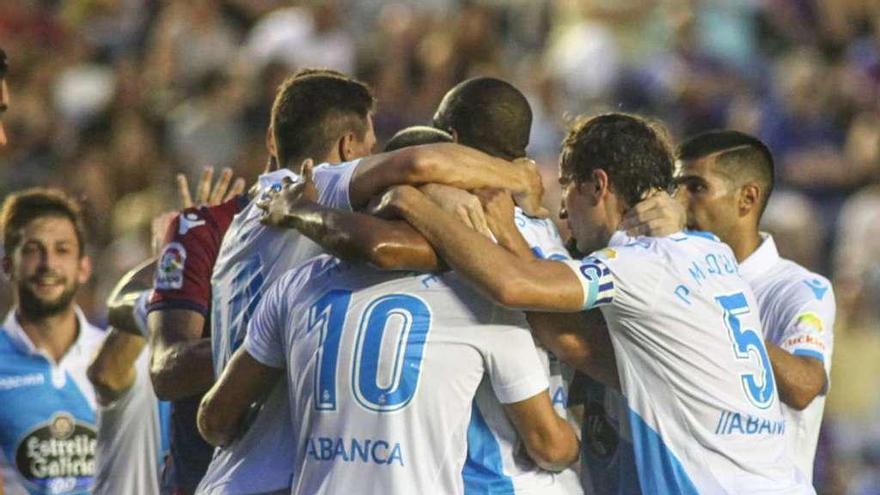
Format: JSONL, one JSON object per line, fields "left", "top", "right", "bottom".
{"left": 420, "top": 184, "right": 492, "bottom": 239}
{"left": 258, "top": 159, "right": 317, "bottom": 227}
{"left": 474, "top": 188, "right": 532, "bottom": 258}
{"left": 510, "top": 158, "right": 550, "bottom": 218}
{"left": 618, "top": 190, "right": 686, "bottom": 237}
{"left": 177, "top": 166, "right": 247, "bottom": 209}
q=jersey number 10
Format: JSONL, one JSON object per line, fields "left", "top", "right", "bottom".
{"left": 308, "top": 290, "right": 432, "bottom": 413}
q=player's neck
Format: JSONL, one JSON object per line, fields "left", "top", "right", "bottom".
{"left": 16, "top": 305, "right": 79, "bottom": 362}
{"left": 729, "top": 227, "right": 762, "bottom": 263}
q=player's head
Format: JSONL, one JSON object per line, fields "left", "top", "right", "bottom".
{"left": 675, "top": 130, "right": 774, "bottom": 244}
{"left": 0, "top": 47, "right": 9, "bottom": 147}
{"left": 383, "top": 126, "right": 453, "bottom": 152}
{"left": 269, "top": 70, "right": 376, "bottom": 172}
{"left": 559, "top": 112, "right": 674, "bottom": 253}
{"left": 433, "top": 77, "right": 531, "bottom": 160}
{"left": 1, "top": 188, "right": 91, "bottom": 319}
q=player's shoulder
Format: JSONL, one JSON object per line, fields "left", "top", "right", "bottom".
{"left": 770, "top": 258, "right": 834, "bottom": 307}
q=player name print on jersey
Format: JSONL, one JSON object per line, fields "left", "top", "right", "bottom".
{"left": 14, "top": 412, "right": 97, "bottom": 494}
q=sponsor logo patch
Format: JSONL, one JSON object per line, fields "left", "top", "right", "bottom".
{"left": 14, "top": 412, "right": 96, "bottom": 493}
{"left": 795, "top": 311, "right": 825, "bottom": 333}
{"left": 178, "top": 212, "right": 206, "bottom": 235}
{"left": 156, "top": 242, "right": 186, "bottom": 290}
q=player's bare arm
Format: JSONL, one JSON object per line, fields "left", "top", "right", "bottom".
{"left": 197, "top": 348, "right": 281, "bottom": 448}
{"left": 765, "top": 342, "right": 826, "bottom": 410}
{"left": 477, "top": 188, "right": 619, "bottom": 387}
{"left": 346, "top": 143, "right": 549, "bottom": 216}
{"left": 87, "top": 257, "right": 155, "bottom": 403}
{"left": 503, "top": 391, "right": 580, "bottom": 472}
{"left": 259, "top": 160, "right": 440, "bottom": 271}
{"left": 377, "top": 185, "right": 584, "bottom": 311}
{"left": 150, "top": 168, "right": 244, "bottom": 400}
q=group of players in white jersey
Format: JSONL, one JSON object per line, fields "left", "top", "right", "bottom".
{"left": 0, "top": 60, "right": 835, "bottom": 495}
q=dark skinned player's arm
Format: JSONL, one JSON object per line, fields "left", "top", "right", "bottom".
{"left": 268, "top": 201, "right": 440, "bottom": 271}
{"left": 88, "top": 258, "right": 155, "bottom": 404}
{"left": 390, "top": 186, "right": 585, "bottom": 311}
{"left": 198, "top": 348, "right": 281, "bottom": 447}
{"left": 504, "top": 391, "right": 580, "bottom": 472}
{"left": 149, "top": 309, "right": 215, "bottom": 401}
{"left": 347, "top": 143, "right": 546, "bottom": 215}
{"left": 483, "top": 192, "right": 620, "bottom": 389}
{"left": 765, "top": 343, "right": 826, "bottom": 410}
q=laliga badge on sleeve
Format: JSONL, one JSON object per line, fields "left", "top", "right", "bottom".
{"left": 156, "top": 242, "right": 186, "bottom": 290}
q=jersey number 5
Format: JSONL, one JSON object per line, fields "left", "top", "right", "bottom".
{"left": 716, "top": 292, "right": 776, "bottom": 409}
{"left": 309, "top": 290, "right": 432, "bottom": 413}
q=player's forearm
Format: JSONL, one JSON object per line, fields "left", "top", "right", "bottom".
{"left": 397, "top": 190, "right": 581, "bottom": 311}
{"left": 87, "top": 330, "right": 146, "bottom": 404}
{"left": 198, "top": 385, "right": 241, "bottom": 447}
{"left": 527, "top": 416, "right": 580, "bottom": 472}
{"left": 150, "top": 339, "right": 215, "bottom": 400}
{"left": 281, "top": 201, "right": 440, "bottom": 271}
{"left": 765, "top": 342, "right": 825, "bottom": 410}
{"left": 526, "top": 312, "right": 620, "bottom": 390}
{"left": 107, "top": 260, "right": 156, "bottom": 335}
{"left": 408, "top": 145, "right": 528, "bottom": 193}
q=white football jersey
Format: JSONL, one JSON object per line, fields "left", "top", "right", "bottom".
{"left": 198, "top": 160, "right": 359, "bottom": 495}
{"left": 563, "top": 231, "right": 813, "bottom": 494}
{"left": 461, "top": 208, "right": 581, "bottom": 494}
{"left": 245, "top": 255, "right": 549, "bottom": 495}
{"left": 739, "top": 233, "right": 835, "bottom": 481}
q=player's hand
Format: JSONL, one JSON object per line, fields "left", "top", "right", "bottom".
{"left": 511, "top": 158, "right": 550, "bottom": 219}
{"left": 177, "top": 166, "right": 247, "bottom": 209}
{"left": 618, "top": 190, "right": 686, "bottom": 237}
{"left": 367, "top": 185, "right": 422, "bottom": 220}
{"left": 420, "top": 184, "right": 492, "bottom": 239}
{"left": 474, "top": 188, "right": 516, "bottom": 238}
{"left": 258, "top": 159, "right": 317, "bottom": 227}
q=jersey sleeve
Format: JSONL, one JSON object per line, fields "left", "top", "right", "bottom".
{"left": 314, "top": 159, "right": 361, "bottom": 211}
{"left": 560, "top": 244, "right": 663, "bottom": 313}
{"left": 778, "top": 279, "right": 835, "bottom": 379}
{"left": 514, "top": 208, "right": 571, "bottom": 261}
{"left": 480, "top": 323, "right": 550, "bottom": 404}
{"left": 147, "top": 201, "right": 241, "bottom": 316}
{"left": 244, "top": 263, "right": 315, "bottom": 369}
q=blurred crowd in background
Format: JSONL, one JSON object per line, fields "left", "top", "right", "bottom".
{"left": 0, "top": 0, "right": 878, "bottom": 493}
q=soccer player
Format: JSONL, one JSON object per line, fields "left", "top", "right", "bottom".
{"left": 88, "top": 170, "right": 242, "bottom": 495}
{"left": 258, "top": 77, "right": 582, "bottom": 492}
{"left": 0, "top": 189, "right": 103, "bottom": 495}
{"left": 201, "top": 71, "right": 545, "bottom": 494}
{"left": 676, "top": 130, "right": 835, "bottom": 482}
{"left": 0, "top": 47, "right": 8, "bottom": 147}
{"left": 377, "top": 113, "right": 814, "bottom": 493}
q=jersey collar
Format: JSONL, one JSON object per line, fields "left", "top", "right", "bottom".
{"left": 2, "top": 305, "right": 93, "bottom": 362}
{"left": 739, "top": 232, "right": 780, "bottom": 281}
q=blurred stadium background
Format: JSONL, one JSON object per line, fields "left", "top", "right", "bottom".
{"left": 0, "top": 0, "right": 878, "bottom": 492}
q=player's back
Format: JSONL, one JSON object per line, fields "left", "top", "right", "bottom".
{"left": 584, "top": 231, "right": 812, "bottom": 494}
{"left": 251, "top": 255, "right": 549, "bottom": 495}
{"left": 200, "top": 163, "right": 357, "bottom": 494}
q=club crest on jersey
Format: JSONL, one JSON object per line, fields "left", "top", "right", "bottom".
{"left": 14, "top": 412, "right": 97, "bottom": 492}
{"left": 156, "top": 242, "right": 186, "bottom": 290}
{"left": 178, "top": 212, "right": 206, "bottom": 235}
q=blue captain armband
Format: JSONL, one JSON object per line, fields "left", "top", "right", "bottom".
{"left": 562, "top": 257, "right": 615, "bottom": 310}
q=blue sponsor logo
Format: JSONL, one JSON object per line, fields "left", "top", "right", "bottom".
{"left": 305, "top": 436, "right": 404, "bottom": 466}
{"left": 714, "top": 410, "right": 785, "bottom": 436}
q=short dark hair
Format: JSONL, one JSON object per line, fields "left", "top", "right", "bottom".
{"left": 560, "top": 113, "right": 674, "bottom": 208}
{"left": 1, "top": 188, "right": 87, "bottom": 256}
{"left": 384, "top": 126, "right": 453, "bottom": 152}
{"left": 0, "top": 47, "right": 7, "bottom": 78}
{"left": 271, "top": 71, "right": 375, "bottom": 168}
{"left": 433, "top": 77, "right": 532, "bottom": 160}
{"left": 678, "top": 130, "right": 775, "bottom": 215}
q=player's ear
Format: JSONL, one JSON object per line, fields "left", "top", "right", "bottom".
{"left": 591, "top": 169, "right": 610, "bottom": 204}
{"left": 76, "top": 255, "right": 92, "bottom": 285}
{"left": 739, "top": 182, "right": 760, "bottom": 216}
{"left": 339, "top": 132, "right": 356, "bottom": 162}
{"left": 265, "top": 126, "right": 277, "bottom": 159}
